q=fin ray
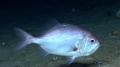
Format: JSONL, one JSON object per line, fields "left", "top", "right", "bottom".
{"left": 64, "top": 56, "right": 75, "bottom": 65}
{"left": 38, "top": 19, "right": 61, "bottom": 37}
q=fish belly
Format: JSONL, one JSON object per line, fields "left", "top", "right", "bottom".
{"left": 39, "top": 37, "right": 78, "bottom": 56}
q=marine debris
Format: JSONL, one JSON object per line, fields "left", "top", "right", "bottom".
{"left": 110, "top": 28, "right": 120, "bottom": 35}
{"left": 116, "top": 10, "right": 120, "bottom": 17}
{"left": 0, "top": 40, "right": 5, "bottom": 47}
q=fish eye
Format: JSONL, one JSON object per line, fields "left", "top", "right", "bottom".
{"left": 90, "top": 38, "right": 95, "bottom": 43}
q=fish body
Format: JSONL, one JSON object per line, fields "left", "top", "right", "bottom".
{"left": 14, "top": 20, "right": 100, "bottom": 64}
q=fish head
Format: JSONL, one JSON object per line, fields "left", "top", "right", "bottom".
{"left": 76, "top": 33, "right": 100, "bottom": 56}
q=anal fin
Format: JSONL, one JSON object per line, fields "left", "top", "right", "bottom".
{"left": 64, "top": 56, "right": 75, "bottom": 65}
{"left": 37, "top": 45, "right": 49, "bottom": 57}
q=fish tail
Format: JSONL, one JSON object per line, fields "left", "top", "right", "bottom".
{"left": 14, "top": 28, "right": 33, "bottom": 50}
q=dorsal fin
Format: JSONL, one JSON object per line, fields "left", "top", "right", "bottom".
{"left": 38, "top": 19, "right": 61, "bottom": 37}
{"left": 46, "top": 19, "right": 61, "bottom": 30}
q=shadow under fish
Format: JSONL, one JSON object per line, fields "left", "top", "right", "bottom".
{"left": 59, "top": 63, "right": 91, "bottom": 67}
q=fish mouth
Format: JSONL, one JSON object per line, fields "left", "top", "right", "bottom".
{"left": 83, "top": 44, "right": 99, "bottom": 56}
{"left": 90, "top": 44, "right": 100, "bottom": 55}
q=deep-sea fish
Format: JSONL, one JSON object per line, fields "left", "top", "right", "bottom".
{"left": 14, "top": 19, "right": 100, "bottom": 64}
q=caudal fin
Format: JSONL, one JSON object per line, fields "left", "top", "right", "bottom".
{"left": 14, "top": 28, "right": 33, "bottom": 50}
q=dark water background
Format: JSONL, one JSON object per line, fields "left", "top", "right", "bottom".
{"left": 0, "top": 0, "right": 119, "bottom": 29}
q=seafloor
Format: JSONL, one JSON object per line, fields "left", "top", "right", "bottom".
{"left": 1, "top": 2, "right": 120, "bottom": 67}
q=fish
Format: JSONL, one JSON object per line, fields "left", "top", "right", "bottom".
{"left": 14, "top": 19, "right": 100, "bottom": 64}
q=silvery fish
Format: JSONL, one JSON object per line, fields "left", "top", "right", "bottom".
{"left": 14, "top": 19, "right": 100, "bottom": 64}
